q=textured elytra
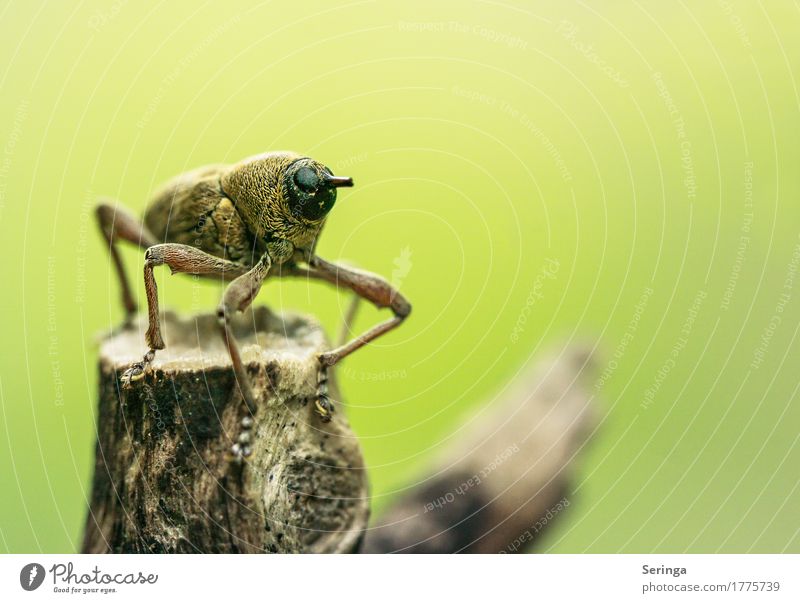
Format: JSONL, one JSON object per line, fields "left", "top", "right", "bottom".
{"left": 83, "top": 307, "right": 369, "bottom": 554}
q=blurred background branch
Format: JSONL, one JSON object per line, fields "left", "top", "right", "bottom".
{"left": 364, "top": 346, "right": 597, "bottom": 553}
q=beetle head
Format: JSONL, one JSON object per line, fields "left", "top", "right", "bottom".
{"left": 221, "top": 152, "right": 354, "bottom": 243}
{"left": 284, "top": 158, "right": 353, "bottom": 221}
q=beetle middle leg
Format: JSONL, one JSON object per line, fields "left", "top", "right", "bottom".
{"left": 286, "top": 256, "right": 411, "bottom": 421}
{"left": 337, "top": 294, "right": 361, "bottom": 347}
{"left": 215, "top": 253, "right": 271, "bottom": 413}
{"left": 308, "top": 256, "right": 411, "bottom": 365}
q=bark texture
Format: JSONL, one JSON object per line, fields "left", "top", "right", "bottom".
{"left": 82, "top": 307, "right": 368, "bottom": 554}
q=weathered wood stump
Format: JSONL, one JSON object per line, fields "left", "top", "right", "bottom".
{"left": 83, "top": 304, "right": 598, "bottom": 554}
{"left": 82, "top": 307, "right": 368, "bottom": 553}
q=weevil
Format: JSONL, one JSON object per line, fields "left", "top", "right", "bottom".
{"left": 96, "top": 151, "right": 411, "bottom": 461}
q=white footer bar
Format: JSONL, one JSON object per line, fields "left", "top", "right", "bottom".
{"left": 0, "top": 554, "right": 797, "bottom": 602}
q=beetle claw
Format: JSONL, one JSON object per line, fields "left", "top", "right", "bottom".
{"left": 120, "top": 349, "right": 156, "bottom": 388}
{"left": 120, "top": 362, "right": 146, "bottom": 387}
{"left": 315, "top": 393, "right": 335, "bottom": 422}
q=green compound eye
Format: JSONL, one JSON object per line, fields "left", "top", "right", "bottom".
{"left": 294, "top": 166, "right": 319, "bottom": 192}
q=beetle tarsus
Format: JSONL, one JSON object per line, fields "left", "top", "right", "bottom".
{"left": 120, "top": 349, "right": 155, "bottom": 387}
{"left": 230, "top": 442, "right": 252, "bottom": 464}
{"left": 229, "top": 413, "right": 255, "bottom": 463}
{"left": 314, "top": 363, "right": 335, "bottom": 422}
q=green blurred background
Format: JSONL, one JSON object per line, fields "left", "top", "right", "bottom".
{"left": 1, "top": 0, "right": 798, "bottom": 553}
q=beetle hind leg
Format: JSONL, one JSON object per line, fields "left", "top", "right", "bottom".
{"left": 296, "top": 256, "right": 411, "bottom": 365}
{"left": 95, "top": 201, "right": 158, "bottom": 325}
{"left": 286, "top": 258, "right": 411, "bottom": 424}
{"left": 311, "top": 295, "right": 359, "bottom": 421}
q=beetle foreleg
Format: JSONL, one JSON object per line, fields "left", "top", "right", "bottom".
{"left": 120, "top": 244, "right": 249, "bottom": 412}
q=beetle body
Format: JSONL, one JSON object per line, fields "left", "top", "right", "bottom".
{"left": 143, "top": 151, "right": 340, "bottom": 272}
{"left": 96, "top": 150, "right": 410, "bottom": 462}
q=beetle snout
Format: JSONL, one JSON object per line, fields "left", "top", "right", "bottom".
{"left": 323, "top": 174, "right": 354, "bottom": 188}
